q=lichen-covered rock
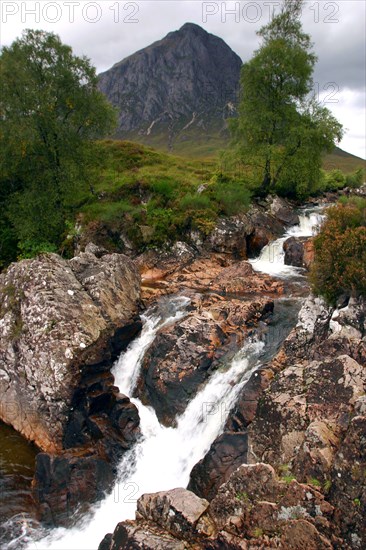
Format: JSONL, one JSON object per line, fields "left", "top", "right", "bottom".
{"left": 0, "top": 251, "right": 141, "bottom": 452}
{"left": 329, "top": 414, "right": 366, "bottom": 548}
{"left": 247, "top": 355, "right": 366, "bottom": 478}
{"left": 98, "top": 521, "right": 188, "bottom": 550}
{"left": 285, "top": 294, "right": 366, "bottom": 365}
{"left": 0, "top": 250, "right": 142, "bottom": 524}
{"left": 100, "top": 465, "right": 341, "bottom": 549}
{"left": 136, "top": 488, "right": 212, "bottom": 540}
{"left": 206, "top": 216, "right": 253, "bottom": 259}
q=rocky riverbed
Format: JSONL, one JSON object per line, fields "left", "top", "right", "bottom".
{"left": 2, "top": 194, "right": 364, "bottom": 550}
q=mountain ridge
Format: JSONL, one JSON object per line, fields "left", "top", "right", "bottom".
{"left": 98, "top": 22, "right": 242, "bottom": 150}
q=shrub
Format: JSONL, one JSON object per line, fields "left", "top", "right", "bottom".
{"left": 345, "top": 168, "right": 364, "bottom": 189}
{"left": 323, "top": 169, "right": 346, "bottom": 191}
{"left": 213, "top": 181, "right": 251, "bottom": 216}
{"left": 178, "top": 193, "right": 212, "bottom": 211}
{"left": 310, "top": 200, "right": 366, "bottom": 304}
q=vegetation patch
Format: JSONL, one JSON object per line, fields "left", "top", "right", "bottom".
{"left": 311, "top": 197, "right": 366, "bottom": 305}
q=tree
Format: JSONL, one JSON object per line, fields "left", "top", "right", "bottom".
{"left": 230, "top": 0, "right": 343, "bottom": 198}
{"left": 0, "top": 29, "right": 116, "bottom": 258}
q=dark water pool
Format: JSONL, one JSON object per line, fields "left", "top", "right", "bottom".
{"left": 0, "top": 422, "right": 40, "bottom": 548}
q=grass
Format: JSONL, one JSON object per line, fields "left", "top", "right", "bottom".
{"left": 77, "top": 140, "right": 250, "bottom": 251}
{"left": 71, "top": 139, "right": 364, "bottom": 255}
{"left": 117, "top": 128, "right": 366, "bottom": 171}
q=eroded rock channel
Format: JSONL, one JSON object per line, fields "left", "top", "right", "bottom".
{"left": 1, "top": 197, "right": 365, "bottom": 549}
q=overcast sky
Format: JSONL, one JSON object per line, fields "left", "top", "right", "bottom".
{"left": 1, "top": 1, "right": 365, "bottom": 159}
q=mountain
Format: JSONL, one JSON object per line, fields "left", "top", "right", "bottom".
{"left": 98, "top": 23, "right": 242, "bottom": 152}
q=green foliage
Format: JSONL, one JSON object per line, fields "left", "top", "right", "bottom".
{"left": 213, "top": 180, "right": 251, "bottom": 216}
{"left": 17, "top": 240, "right": 58, "bottom": 260}
{"left": 231, "top": 0, "right": 343, "bottom": 199}
{"left": 323, "top": 169, "right": 346, "bottom": 191}
{"left": 345, "top": 168, "right": 364, "bottom": 188}
{"left": 308, "top": 477, "right": 322, "bottom": 488}
{"left": 323, "top": 479, "right": 332, "bottom": 493}
{"left": 310, "top": 199, "right": 366, "bottom": 304}
{"left": 282, "top": 474, "right": 296, "bottom": 483}
{"left": 0, "top": 29, "right": 116, "bottom": 266}
{"left": 235, "top": 491, "right": 249, "bottom": 502}
{"left": 78, "top": 140, "right": 250, "bottom": 251}
{"left": 178, "top": 193, "right": 212, "bottom": 211}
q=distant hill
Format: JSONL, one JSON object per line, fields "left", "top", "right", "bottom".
{"left": 322, "top": 147, "right": 366, "bottom": 174}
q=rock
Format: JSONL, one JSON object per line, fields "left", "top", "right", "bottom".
{"left": 246, "top": 208, "right": 285, "bottom": 257}
{"left": 206, "top": 216, "right": 253, "bottom": 259}
{"left": 0, "top": 251, "right": 141, "bottom": 451}
{"left": 137, "top": 242, "right": 196, "bottom": 283}
{"left": 84, "top": 242, "right": 108, "bottom": 258}
{"left": 329, "top": 414, "right": 366, "bottom": 548}
{"left": 208, "top": 464, "right": 338, "bottom": 545}
{"left": 137, "top": 488, "right": 212, "bottom": 539}
{"left": 283, "top": 236, "right": 306, "bottom": 267}
{"left": 269, "top": 196, "right": 300, "bottom": 226}
{"left": 101, "top": 464, "right": 341, "bottom": 548}
{"left": 135, "top": 295, "right": 274, "bottom": 425}
{"left": 285, "top": 294, "right": 366, "bottom": 365}
{"left": 33, "top": 450, "right": 115, "bottom": 526}
{"left": 98, "top": 23, "right": 242, "bottom": 147}
{"left": 0, "top": 250, "right": 141, "bottom": 523}
{"left": 211, "top": 261, "right": 283, "bottom": 295}
{"left": 284, "top": 294, "right": 333, "bottom": 358}
{"left": 99, "top": 521, "right": 187, "bottom": 550}
{"left": 283, "top": 236, "right": 314, "bottom": 269}
{"left": 140, "top": 254, "right": 284, "bottom": 305}
{"left": 247, "top": 355, "right": 366, "bottom": 479}
{"left": 226, "top": 368, "right": 274, "bottom": 431}
{"left": 188, "top": 432, "right": 248, "bottom": 501}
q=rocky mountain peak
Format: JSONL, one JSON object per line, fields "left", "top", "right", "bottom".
{"left": 98, "top": 23, "right": 242, "bottom": 150}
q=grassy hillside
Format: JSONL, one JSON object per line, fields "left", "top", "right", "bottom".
{"left": 76, "top": 140, "right": 250, "bottom": 252}
{"left": 322, "top": 147, "right": 366, "bottom": 174}
{"left": 74, "top": 140, "right": 364, "bottom": 256}
{"left": 119, "top": 129, "right": 366, "bottom": 172}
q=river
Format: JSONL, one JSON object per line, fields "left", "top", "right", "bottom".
{"left": 1, "top": 205, "right": 325, "bottom": 550}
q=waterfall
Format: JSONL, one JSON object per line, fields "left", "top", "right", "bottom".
{"left": 249, "top": 206, "right": 325, "bottom": 277}
{"left": 17, "top": 208, "right": 321, "bottom": 550}
{"left": 24, "top": 300, "right": 266, "bottom": 550}
{"left": 112, "top": 295, "right": 191, "bottom": 396}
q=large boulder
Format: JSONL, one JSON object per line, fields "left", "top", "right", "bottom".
{"left": 247, "top": 354, "right": 366, "bottom": 478}
{"left": 206, "top": 215, "right": 253, "bottom": 259}
{"left": 246, "top": 207, "right": 285, "bottom": 257}
{"left": 283, "top": 236, "right": 306, "bottom": 267}
{"left": 0, "top": 249, "right": 142, "bottom": 523}
{"left": 0, "top": 249, "right": 141, "bottom": 451}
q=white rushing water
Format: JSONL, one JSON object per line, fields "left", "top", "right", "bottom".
{"left": 25, "top": 296, "right": 265, "bottom": 550}
{"left": 249, "top": 206, "right": 325, "bottom": 277}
